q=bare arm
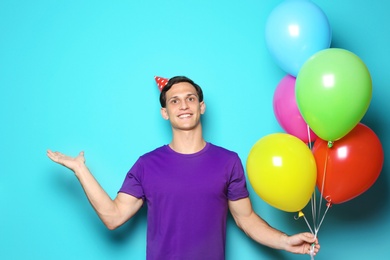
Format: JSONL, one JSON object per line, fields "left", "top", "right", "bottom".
{"left": 47, "top": 150, "right": 143, "bottom": 230}
{"left": 229, "top": 197, "right": 320, "bottom": 256}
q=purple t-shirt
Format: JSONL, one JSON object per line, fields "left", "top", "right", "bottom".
{"left": 119, "top": 142, "right": 249, "bottom": 260}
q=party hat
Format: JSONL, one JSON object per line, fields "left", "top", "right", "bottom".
{"left": 155, "top": 76, "right": 169, "bottom": 92}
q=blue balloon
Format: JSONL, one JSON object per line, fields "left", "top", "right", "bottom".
{"left": 265, "top": 0, "right": 332, "bottom": 76}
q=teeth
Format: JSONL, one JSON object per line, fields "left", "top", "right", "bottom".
{"left": 179, "top": 114, "right": 191, "bottom": 118}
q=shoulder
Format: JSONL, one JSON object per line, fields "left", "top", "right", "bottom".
{"left": 134, "top": 145, "right": 170, "bottom": 164}
{"left": 130, "top": 145, "right": 170, "bottom": 171}
{"left": 140, "top": 145, "right": 168, "bottom": 157}
{"left": 208, "top": 143, "right": 239, "bottom": 158}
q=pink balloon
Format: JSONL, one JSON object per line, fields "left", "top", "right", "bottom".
{"left": 273, "top": 75, "right": 317, "bottom": 143}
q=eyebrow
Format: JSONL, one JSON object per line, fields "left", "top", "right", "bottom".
{"left": 167, "top": 93, "right": 198, "bottom": 102}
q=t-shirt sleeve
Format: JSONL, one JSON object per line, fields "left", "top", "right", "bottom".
{"left": 118, "top": 158, "right": 145, "bottom": 200}
{"left": 227, "top": 155, "right": 249, "bottom": 201}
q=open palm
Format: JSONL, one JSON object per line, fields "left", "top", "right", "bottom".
{"left": 47, "top": 150, "right": 85, "bottom": 172}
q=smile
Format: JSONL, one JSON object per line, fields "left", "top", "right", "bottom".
{"left": 178, "top": 114, "right": 192, "bottom": 118}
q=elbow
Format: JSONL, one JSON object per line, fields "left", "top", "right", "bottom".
{"left": 232, "top": 215, "right": 244, "bottom": 231}
{"left": 102, "top": 217, "right": 123, "bottom": 230}
{"left": 105, "top": 223, "right": 118, "bottom": 230}
{"left": 104, "top": 222, "right": 121, "bottom": 230}
{"left": 232, "top": 212, "right": 259, "bottom": 235}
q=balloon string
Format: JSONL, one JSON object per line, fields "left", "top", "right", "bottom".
{"left": 309, "top": 230, "right": 318, "bottom": 260}
{"left": 307, "top": 124, "right": 317, "bottom": 231}
{"left": 305, "top": 125, "right": 330, "bottom": 260}
{"left": 311, "top": 191, "right": 317, "bottom": 232}
{"left": 296, "top": 212, "right": 319, "bottom": 260}
{"left": 310, "top": 148, "right": 331, "bottom": 260}
{"left": 317, "top": 146, "right": 329, "bottom": 225}
{"left": 309, "top": 203, "right": 331, "bottom": 260}
{"left": 302, "top": 214, "right": 314, "bottom": 234}
{"left": 296, "top": 213, "right": 315, "bottom": 260}
{"left": 310, "top": 243, "right": 315, "bottom": 260}
{"left": 307, "top": 124, "right": 313, "bottom": 150}
{"left": 316, "top": 203, "right": 331, "bottom": 233}
{"left": 309, "top": 238, "right": 316, "bottom": 260}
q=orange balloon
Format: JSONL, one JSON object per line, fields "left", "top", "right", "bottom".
{"left": 312, "top": 123, "right": 383, "bottom": 204}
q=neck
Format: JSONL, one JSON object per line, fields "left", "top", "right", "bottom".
{"left": 169, "top": 127, "right": 206, "bottom": 154}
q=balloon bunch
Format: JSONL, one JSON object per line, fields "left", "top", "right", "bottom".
{"left": 247, "top": 0, "right": 384, "bottom": 257}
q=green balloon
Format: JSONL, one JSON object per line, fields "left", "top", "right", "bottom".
{"left": 296, "top": 48, "right": 372, "bottom": 141}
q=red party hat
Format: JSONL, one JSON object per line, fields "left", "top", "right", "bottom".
{"left": 155, "top": 76, "right": 169, "bottom": 92}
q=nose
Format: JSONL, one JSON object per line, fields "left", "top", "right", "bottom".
{"left": 180, "top": 99, "right": 189, "bottom": 110}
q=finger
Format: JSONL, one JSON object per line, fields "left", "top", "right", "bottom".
{"left": 308, "top": 244, "right": 316, "bottom": 255}
{"left": 47, "top": 154, "right": 59, "bottom": 163}
{"left": 47, "top": 150, "right": 63, "bottom": 163}
{"left": 47, "top": 150, "right": 60, "bottom": 156}
{"left": 47, "top": 150, "right": 56, "bottom": 159}
{"left": 305, "top": 233, "right": 317, "bottom": 244}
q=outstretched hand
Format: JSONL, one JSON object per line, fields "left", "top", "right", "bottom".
{"left": 47, "top": 150, "right": 86, "bottom": 172}
{"left": 285, "top": 232, "right": 320, "bottom": 256}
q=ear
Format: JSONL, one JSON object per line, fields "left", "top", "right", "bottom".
{"left": 200, "top": 101, "right": 206, "bottom": 115}
{"left": 160, "top": 107, "right": 169, "bottom": 120}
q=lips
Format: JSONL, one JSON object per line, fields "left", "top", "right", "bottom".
{"left": 178, "top": 113, "right": 192, "bottom": 118}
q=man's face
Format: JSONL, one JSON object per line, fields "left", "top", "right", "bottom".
{"left": 160, "top": 82, "right": 206, "bottom": 131}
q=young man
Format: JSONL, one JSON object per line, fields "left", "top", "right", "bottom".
{"left": 47, "top": 76, "right": 319, "bottom": 259}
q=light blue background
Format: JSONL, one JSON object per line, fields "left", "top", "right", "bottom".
{"left": 1, "top": 0, "right": 388, "bottom": 259}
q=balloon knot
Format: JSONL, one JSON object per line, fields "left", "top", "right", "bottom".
{"left": 294, "top": 211, "right": 305, "bottom": 220}
{"left": 327, "top": 141, "right": 334, "bottom": 148}
{"left": 325, "top": 196, "right": 333, "bottom": 207}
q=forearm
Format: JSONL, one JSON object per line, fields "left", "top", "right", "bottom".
{"left": 229, "top": 198, "right": 318, "bottom": 255}
{"left": 237, "top": 211, "right": 288, "bottom": 251}
{"left": 229, "top": 198, "right": 289, "bottom": 251}
{"left": 47, "top": 150, "right": 141, "bottom": 229}
{"left": 73, "top": 164, "right": 124, "bottom": 229}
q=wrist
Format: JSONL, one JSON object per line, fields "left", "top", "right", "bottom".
{"left": 280, "top": 233, "right": 289, "bottom": 251}
{"left": 73, "top": 162, "right": 88, "bottom": 178}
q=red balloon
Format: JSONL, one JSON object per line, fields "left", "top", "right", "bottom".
{"left": 312, "top": 123, "right": 383, "bottom": 204}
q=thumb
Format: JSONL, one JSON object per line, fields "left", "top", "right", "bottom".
{"left": 77, "top": 151, "right": 86, "bottom": 162}
{"left": 300, "top": 233, "right": 316, "bottom": 243}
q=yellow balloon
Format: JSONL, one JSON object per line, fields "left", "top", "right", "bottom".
{"left": 246, "top": 133, "right": 316, "bottom": 212}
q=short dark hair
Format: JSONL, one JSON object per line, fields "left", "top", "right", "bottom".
{"left": 159, "top": 76, "right": 204, "bottom": 108}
